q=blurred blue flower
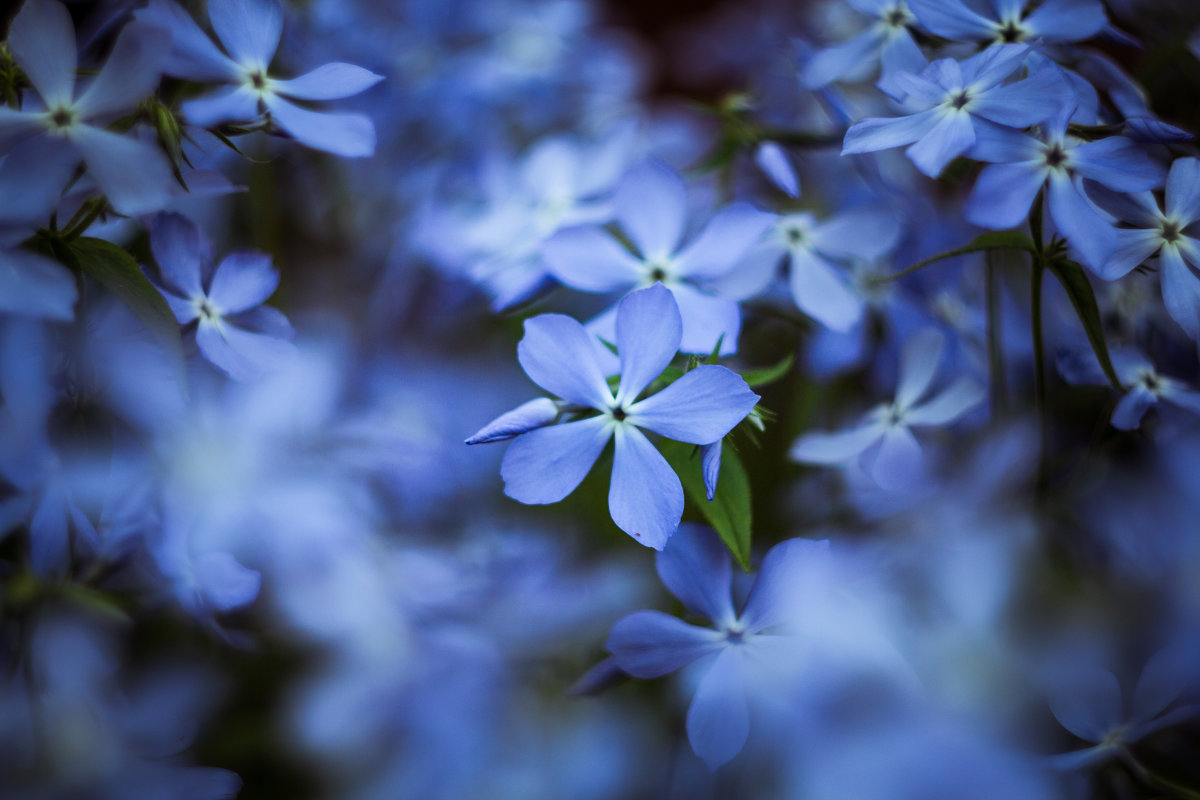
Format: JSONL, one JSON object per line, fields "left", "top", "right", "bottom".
{"left": 801, "top": 0, "right": 926, "bottom": 91}
{"left": 906, "top": 0, "right": 1108, "bottom": 45}
{"left": 1058, "top": 346, "right": 1200, "bottom": 430}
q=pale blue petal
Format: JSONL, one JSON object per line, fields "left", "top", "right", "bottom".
{"left": 879, "top": 30, "right": 928, "bottom": 91}
{"left": 1025, "top": 0, "right": 1108, "bottom": 42}
{"left": 870, "top": 426, "right": 925, "bottom": 490}
{"left": 231, "top": 305, "right": 291, "bottom": 338}
{"left": 1048, "top": 666, "right": 1123, "bottom": 742}
{"left": 741, "top": 537, "right": 833, "bottom": 633}
{"left": 1071, "top": 137, "right": 1163, "bottom": 193}
{"left": 971, "top": 68, "right": 1071, "bottom": 128}
{"left": 0, "top": 107, "right": 46, "bottom": 154}
{"left": 960, "top": 43, "right": 1030, "bottom": 90}
{"left": 1111, "top": 386, "right": 1155, "bottom": 429}
{"left": 209, "top": 0, "right": 283, "bottom": 69}
{"left": 1086, "top": 186, "right": 1160, "bottom": 229}
{"left": 517, "top": 313, "right": 612, "bottom": 409}
{"left": 753, "top": 142, "right": 799, "bottom": 197}
{"left": 906, "top": 0, "right": 994, "bottom": 41}
{"left": 674, "top": 203, "right": 775, "bottom": 281}
{"left": 905, "top": 377, "right": 985, "bottom": 425}
{"left": 195, "top": 551, "right": 261, "bottom": 611}
{"left": 1160, "top": 245, "right": 1200, "bottom": 340}
{"left": 967, "top": 121, "right": 1041, "bottom": 163}
{"left": 842, "top": 108, "right": 940, "bottom": 155}
{"left": 896, "top": 328, "right": 945, "bottom": 408}
{"left": 1132, "top": 644, "right": 1200, "bottom": 723}
{"left": 1163, "top": 384, "right": 1200, "bottom": 417}
{"left": 74, "top": 22, "right": 168, "bottom": 120}
{"left": 0, "top": 247, "right": 77, "bottom": 320}
{"left": 669, "top": 282, "right": 740, "bottom": 356}
{"left": 789, "top": 248, "right": 865, "bottom": 332}
{"left": 609, "top": 425, "right": 683, "bottom": 550}
{"left": 272, "top": 62, "right": 384, "bottom": 100}
{"left": 1047, "top": 173, "right": 1117, "bottom": 272}
{"left": 606, "top": 610, "right": 724, "bottom": 677}
{"left": 1166, "top": 157, "right": 1200, "bottom": 223}
{"left": 466, "top": 398, "right": 559, "bottom": 444}
{"left": 802, "top": 29, "right": 884, "bottom": 89}
{"left": 9, "top": 0, "right": 76, "bottom": 107}
{"left": 965, "top": 161, "right": 1046, "bottom": 228}
{"left": 889, "top": 68, "right": 946, "bottom": 107}
{"left": 182, "top": 85, "right": 261, "bottom": 127}
{"left": 710, "top": 240, "right": 782, "bottom": 301}
{"left": 656, "top": 523, "right": 736, "bottom": 627}
{"left": 809, "top": 209, "right": 902, "bottom": 260}
{"left": 150, "top": 212, "right": 210, "bottom": 297}
{"left": 500, "top": 416, "right": 611, "bottom": 504}
{"left": 134, "top": 0, "right": 241, "bottom": 81}
{"left": 613, "top": 160, "right": 687, "bottom": 259}
{"left": 208, "top": 252, "right": 277, "bottom": 313}
{"left": 615, "top": 282, "right": 682, "bottom": 405}
{"left": 700, "top": 441, "right": 721, "bottom": 501}
{"left": 195, "top": 318, "right": 294, "bottom": 381}
{"left": 629, "top": 365, "right": 759, "bottom": 444}
{"left": 263, "top": 95, "right": 375, "bottom": 158}
{"left": 905, "top": 110, "right": 975, "bottom": 177}
{"left": 1097, "top": 228, "right": 1161, "bottom": 281}
{"left": 0, "top": 137, "right": 78, "bottom": 228}
{"left": 790, "top": 423, "right": 884, "bottom": 464}
{"left": 69, "top": 125, "right": 175, "bottom": 215}
{"left": 687, "top": 648, "right": 749, "bottom": 769}
{"left": 541, "top": 226, "right": 643, "bottom": 292}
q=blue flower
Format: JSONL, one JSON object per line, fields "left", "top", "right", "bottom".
{"left": 906, "top": 0, "right": 1109, "bottom": 46}
{"left": 146, "top": 213, "right": 294, "bottom": 381}
{"left": 606, "top": 525, "right": 831, "bottom": 767}
{"left": 0, "top": 0, "right": 176, "bottom": 214}
{"left": 801, "top": 0, "right": 926, "bottom": 90}
{"left": 473, "top": 283, "right": 759, "bottom": 549}
{"left": 137, "top": 0, "right": 383, "bottom": 157}
{"left": 540, "top": 159, "right": 774, "bottom": 355}
{"left": 1058, "top": 346, "right": 1200, "bottom": 430}
{"left": 843, "top": 46, "right": 1072, "bottom": 177}
{"left": 790, "top": 328, "right": 984, "bottom": 490}
{"left": 965, "top": 107, "right": 1163, "bottom": 271}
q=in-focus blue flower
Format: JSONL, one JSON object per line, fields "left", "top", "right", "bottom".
{"left": 906, "top": 0, "right": 1108, "bottom": 46}
{"left": 541, "top": 159, "right": 774, "bottom": 355}
{"left": 1058, "top": 346, "right": 1200, "bottom": 430}
{"left": 1092, "top": 158, "right": 1200, "bottom": 340}
{"left": 801, "top": 0, "right": 926, "bottom": 90}
{"left": 146, "top": 212, "right": 294, "bottom": 381}
{"left": 965, "top": 107, "right": 1163, "bottom": 271}
{"left": 470, "top": 283, "right": 759, "bottom": 549}
{"left": 137, "top": 0, "right": 383, "bottom": 157}
{"left": 606, "top": 525, "right": 830, "bottom": 768}
{"left": 0, "top": 0, "right": 176, "bottom": 215}
{"left": 843, "top": 46, "right": 1071, "bottom": 177}
{"left": 790, "top": 328, "right": 984, "bottom": 490}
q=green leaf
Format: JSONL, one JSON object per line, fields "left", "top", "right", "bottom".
{"left": 658, "top": 439, "right": 752, "bottom": 571}
{"left": 1047, "top": 256, "right": 1123, "bottom": 392}
{"left": 882, "top": 231, "right": 1037, "bottom": 283}
{"left": 70, "top": 237, "right": 186, "bottom": 374}
{"left": 739, "top": 353, "right": 794, "bottom": 388}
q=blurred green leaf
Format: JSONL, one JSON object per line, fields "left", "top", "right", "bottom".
{"left": 1047, "top": 256, "right": 1123, "bottom": 392}
{"left": 740, "top": 353, "right": 794, "bottom": 388}
{"left": 659, "top": 439, "right": 752, "bottom": 571}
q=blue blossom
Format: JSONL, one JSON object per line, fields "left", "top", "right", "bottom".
{"left": 790, "top": 328, "right": 984, "bottom": 490}
{"left": 906, "top": 0, "right": 1109, "bottom": 46}
{"left": 606, "top": 525, "right": 830, "bottom": 767}
{"left": 1091, "top": 158, "right": 1200, "bottom": 341}
{"left": 801, "top": 0, "right": 926, "bottom": 91}
{"left": 0, "top": 0, "right": 176, "bottom": 214}
{"left": 146, "top": 212, "right": 295, "bottom": 381}
{"left": 965, "top": 107, "right": 1163, "bottom": 271}
{"left": 753, "top": 141, "right": 800, "bottom": 198}
{"left": 843, "top": 46, "right": 1072, "bottom": 178}
{"left": 1058, "top": 346, "right": 1200, "bottom": 430}
{"left": 471, "top": 283, "right": 759, "bottom": 548}
{"left": 137, "top": 0, "right": 384, "bottom": 157}
{"left": 540, "top": 159, "right": 774, "bottom": 355}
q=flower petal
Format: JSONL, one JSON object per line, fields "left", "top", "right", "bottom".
{"left": 540, "top": 225, "right": 643, "bottom": 293}
{"left": 69, "top": 125, "right": 175, "bottom": 215}
{"left": 500, "top": 415, "right": 612, "bottom": 504}
{"left": 74, "top": 22, "right": 168, "bottom": 120}
{"left": 896, "top": 328, "right": 945, "bottom": 408}
{"left": 700, "top": 441, "right": 721, "bottom": 501}
{"left": 1097, "top": 228, "right": 1162, "bottom": 281}
{"left": 195, "top": 551, "right": 261, "bottom": 612}
{"left": 208, "top": 0, "right": 283, "bottom": 69}
{"left": 687, "top": 648, "right": 749, "bottom": 769}
{"left": 614, "top": 282, "right": 682, "bottom": 405}
{"left": 0, "top": 247, "right": 78, "bottom": 321}
{"left": 965, "top": 161, "right": 1046, "bottom": 229}
{"left": 9, "top": 0, "right": 77, "bottom": 108}
{"left": 870, "top": 426, "right": 925, "bottom": 491}
{"left": 1166, "top": 157, "right": 1200, "bottom": 224}
{"left": 182, "top": 85, "right": 262, "bottom": 128}
{"left": 272, "top": 62, "right": 384, "bottom": 100}
{"left": 802, "top": 28, "right": 885, "bottom": 89}
{"left": 905, "top": 377, "right": 985, "bottom": 426}
{"left": 905, "top": 110, "right": 976, "bottom": 178}
{"left": 789, "top": 248, "right": 864, "bottom": 332}
{"left": 149, "top": 212, "right": 211, "bottom": 297}
{"left": 790, "top": 423, "right": 884, "bottom": 464}
{"left": 613, "top": 160, "right": 687, "bottom": 260}
{"left": 670, "top": 282, "right": 741, "bottom": 356}
{"left": 1047, "top": 666, "right": 1123, "bottom": 742}
{"left": 135, "top": 0, "right": 241, "bottom": 82}
{"left": 195, "top": 318, "right": 294, "bottom": 381}
{"left": 466, "top": 398, "right": 559, "bottom": 445}
{"left": 842, "top": 108, "right": 941, "bottom": 156}
{"left": 808, "top": 209, "right": 902, "bottom": 260}
{"left": 605, "top": 610, "right": 724, "bottom": 678}
{"left": 609, "top": 425, "right": 683, "bottom": 550}
{"left": 629, "top": 365, "right": 758, "bottom": 445}
{"left": 1047, "top": 172, "right": 1117, "bottom": 272}
{"left": 754, "top": 142, "right": 799, "bottom": 197}
{"left": 656, "top": 523, "right": 736, "bottom": 627}
{"left": 674, "top": 203, "right": 776, "bottom": 281}
{"left": 741, "top": 537, "right": 833, "bottom": 633}
{"left": 208, "top": 252, "right": 278, "bottom": 313}
{"left": 517, "top": 313, "right": 612, "bottom": 409}
{"left": 263, "top": 95, "right": 375, "bottom": 158}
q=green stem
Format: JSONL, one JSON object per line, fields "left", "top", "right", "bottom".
{"left": 986, "top": 252, "right": 1008, "bottom": 419}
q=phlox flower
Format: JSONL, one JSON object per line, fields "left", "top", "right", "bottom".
{"left": 790, "top": 328, "right": 984, "bottom": 490}
{"left": 468, "top": 283, "right": 759, "bottom": 549}
{"left": 801, "top": 0, "right": 926, "bottom": 90}
{"left": 0, "top": 0, "right": 176, "bottom": 214}
{"left": 145, "top": 213, "right": 294, "bottom": 381}
{"left": 907, "top": 0, "right": 1108, "bottom": 46}
{"left": 136, "top": 0, "right": 383, "bottom": 157}
{"left": 606, "top": 525, "right": 831, "bottom": 768}
{"left": 541, "top": 159, "right": 774, "bottom": 355}
{"left": 1058, "top": 347, "right": 1200, "bottom": 430}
